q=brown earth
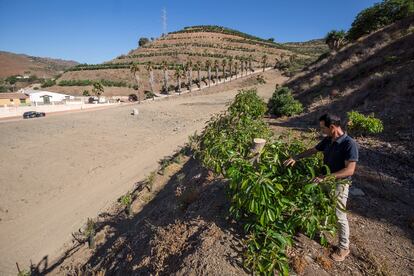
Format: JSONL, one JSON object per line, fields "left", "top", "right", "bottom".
{"left": 0, "top": 70, "right": 285, "bottom": 275}
{"left": 43, "top": 123, "right": 414, "bottom": 276}
{"left": 51, "top": 27, "right": 327, "bottom": 96}
{"left": 33, "top": 17, "right": 414, "bottom": 276}
{"left": 0, "top": 51, "right": 78, "bottom": 79}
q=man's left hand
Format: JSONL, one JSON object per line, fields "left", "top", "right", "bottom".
{"left": 312, "top": 176, "right": 325, "bottom": 183}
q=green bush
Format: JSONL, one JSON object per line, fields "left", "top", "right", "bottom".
{"left": 144, "top": 91, "right": 156, "bottom": 99}
{"left": 138, "top": 37, "right": 150, "bottom": 47}
{"left": 347, "top": 111, "right": 384, "bottom": 135}
{"left": 347, "top": 0, "right": 414, "bottom": 41}
{"left": 267, "top": 87, "right": 303, "bottom": 117}
{"left": 58, "top": 79, "right": 128, "bottom": 87}
{"left": 228, "top": 88, "right": 267, "bottom": 119}
{"left": 0, "top": 85, "right": 8, "bottom": 92}
{"left": 41, "top": 79, "right": 56, "bottom": 88}
{"left": 193, "top": 89, "right": 343, "bottom": 274}
{"left": 256, "top": 75, "right": 266, "bottom": 84}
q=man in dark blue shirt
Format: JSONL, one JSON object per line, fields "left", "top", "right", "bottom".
{"left": 284, "top": 113, "right": 359, "bottom": 262}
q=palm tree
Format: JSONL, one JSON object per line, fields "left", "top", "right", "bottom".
{"left": 145, "top": 62, "right": 155, "bottom": 100}
{"left": 185, "top": 60, "right": 193, "bottom": 92}
{"left": 196, "top": 61, "right": 202, "bottom": 89}
{"left": 274, "top": 56, "right": 280, "bottom": 68}
{"left": 130, "top": 62, "right": 140, "bottom": 102}
{"left": 214, "top": 60, "right": 219, "bottom": 84}
{"left": 325, "top": 30, "right": 347, "bottom": 51}
{"left": 174, "top": 66, "right": 184, "bottom": 94}
{"left": 240, "top": 57, "right": 245, "bottom": 77}
{"left": 205, "top": 60, "right": 212, "bottom": 87}
{"left": 289, "top": 54, "right": 298, "bottom": 64}
{"left": 92, "top": 81, "right": 104, "bottom": 101}
{"left": 262, "top": 55, "right": 268, "bottom": 72}
{"left": 161, "top": 61, "right": 169, "bottom": 94}
{"left": 221, "top": 59, "right": 227, "bottom": 82}
{"left": 234, "top": 61, "right": 239, "bottom": 79}
{"left": 228, "top": 57, "right": 233, "bottom": 81}
{"left": 248, "top": 55, "right": 253, "bottom": 72}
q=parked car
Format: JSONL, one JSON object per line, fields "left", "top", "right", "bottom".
{"left": 128, "top": 94, "right": 138, "bottom": 102}
{"left": 88, "top": 97, "right": 99, "bottom": 104}
{"left": 23, "top": 111, "right": 46, "bottom": 119}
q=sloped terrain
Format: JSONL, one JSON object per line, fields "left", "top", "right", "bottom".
{"left": 47, "top": 26, "right": 327, "bottom": 96}
{"left": 12, "top": 16, "right": 414, "bottom": 276}
{"left": 0, "top": 51, "right": 78, "bottom": 79}
{"left": 287, "top": 15, "right": 414, "bottom": 143}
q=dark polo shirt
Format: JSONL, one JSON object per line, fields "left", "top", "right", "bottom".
{"left": 315, "top": 133, "right": 359, "bottom": 176}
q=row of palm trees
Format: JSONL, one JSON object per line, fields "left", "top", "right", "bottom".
{"left": 130, "top": 54, "right": 271, "bottom": 97}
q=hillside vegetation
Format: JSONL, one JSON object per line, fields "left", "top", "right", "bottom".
{"left": 48, "top": 26, "right": 327, "bottom": 96}
{"left": 0, "top": 51, "right": 79, "bottom": 92}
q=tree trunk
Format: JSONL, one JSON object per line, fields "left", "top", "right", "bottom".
{"left": 208, "top": 67, "right": 211, "bottom": 87}
{"left": 198, "top": 69, "right": 201, "bottom": 89}
{"left": 149, "top": 71, "right": 155, "bottom": 100}
{"left": 189, "top": 68, "right": 193, "bottom": 92}
{"left": 163, "top": 70, "right": 168, "bottom": 94}
{"left": 135, "top": 74, "right": 141, "bottom": 103}
{"left": 177, "top": 76, "right": 181, "bottom": 94}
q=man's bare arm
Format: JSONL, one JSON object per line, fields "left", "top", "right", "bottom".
{"left": 332, "top": 161, "right": 357, "bottom": 179}
{"left": 283, "top": 148, "right": 318, "bottom": 167}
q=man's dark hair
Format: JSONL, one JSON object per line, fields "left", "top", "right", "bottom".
{"left": 319, "top": 113, "right": 341, "bottom": 127}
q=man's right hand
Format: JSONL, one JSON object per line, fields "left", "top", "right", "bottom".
{"left": 283, "top": 157, "right": 296, "bottom": 167}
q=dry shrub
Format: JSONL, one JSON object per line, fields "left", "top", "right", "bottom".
{"left": 291, "top": 255, "right": 308, "bottom": 275}
{"left": 315, "top": 254, "right": 333, "bottom": 270}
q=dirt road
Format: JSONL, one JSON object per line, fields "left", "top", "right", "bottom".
{"left": 0, "top": 71, "right": 285, "bottom": 274}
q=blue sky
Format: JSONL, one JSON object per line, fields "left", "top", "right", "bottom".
{"left": 0, "top": 0, "right": 379, "bottom": 64}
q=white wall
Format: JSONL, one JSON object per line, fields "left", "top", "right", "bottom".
{"left": 28, "top": 91, "right": 74, "bottom": 103}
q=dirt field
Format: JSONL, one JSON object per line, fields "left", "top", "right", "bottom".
{"left": 0, "top": 70, "right": 285, "bottom": 275}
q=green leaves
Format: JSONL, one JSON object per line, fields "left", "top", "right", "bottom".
{"left": 193, "top": 88, "right": 341, "bottom": 275}
{"left": 267, "top": 87, "right": 303, "bottom": 117}
{"left": 228, "top": 89, "right": 267, "bottom": 119}
{"left": 347, "top": 110, "right": 384, "bottom": 135}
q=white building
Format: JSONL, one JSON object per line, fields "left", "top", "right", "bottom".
{"left": 24, "top": 89, "right": 75, "bottom": 104}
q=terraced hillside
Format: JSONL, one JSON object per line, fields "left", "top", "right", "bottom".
{"left": 48, "top": 26, "right": 327, "bottom": 96}
{"left": 287, "top": 14, "right": 414, "bottom": 143}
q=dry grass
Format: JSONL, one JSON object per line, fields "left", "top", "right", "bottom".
{"left": 291, "top": 255, "right": 308, "bottom": 274}
{"left": 315, "top": 254, "right": 333, "bottom": 271}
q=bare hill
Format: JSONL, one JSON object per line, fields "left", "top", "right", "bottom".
{"left": 0, "top": 51, "right": 78, "bottom": 79}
